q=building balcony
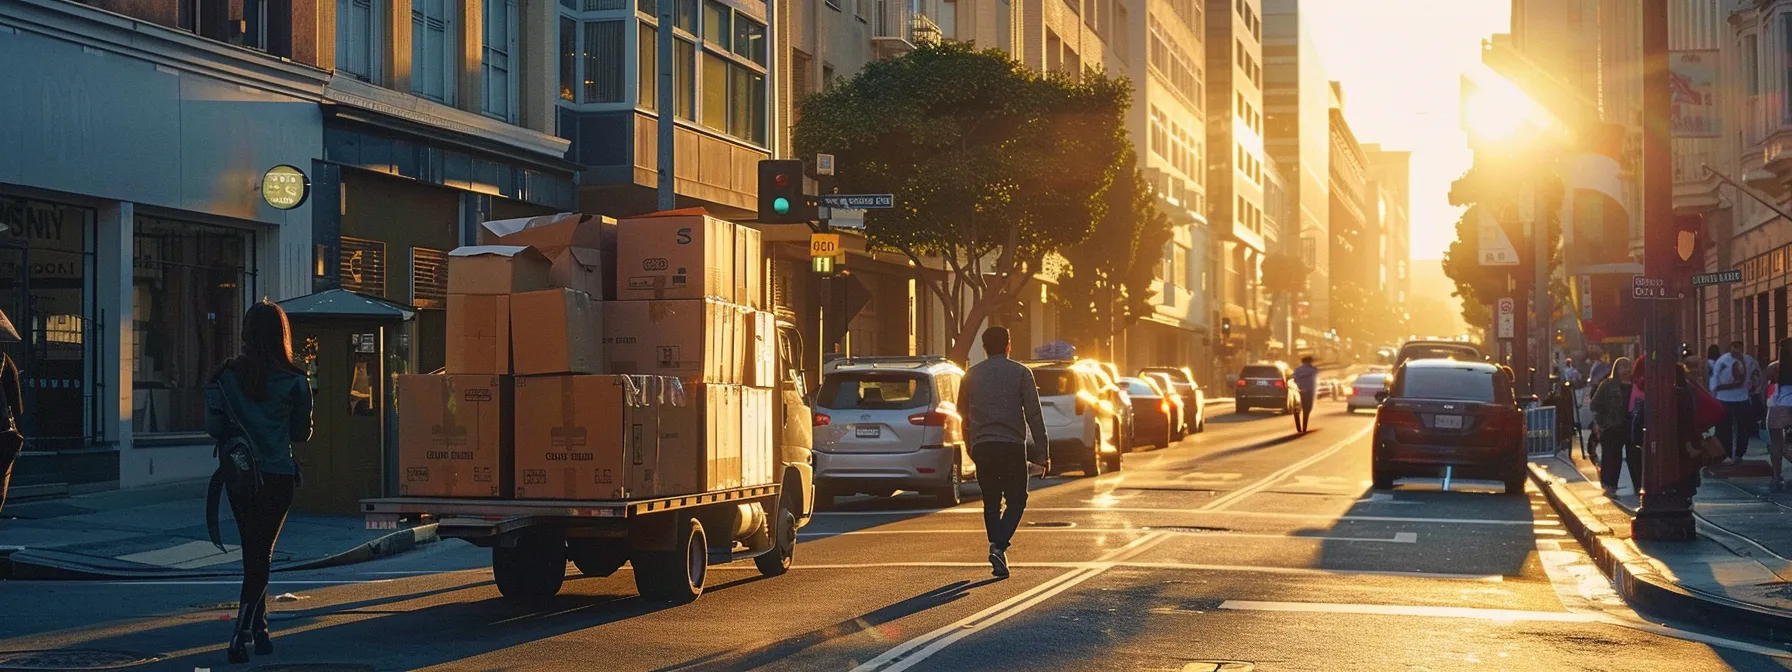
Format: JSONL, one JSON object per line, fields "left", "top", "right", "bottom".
{"left": 871, "top": 0, "right": 918, "bottom": 59}
{"left": 911, "top": 14, "right": 944, "bottom": 46}
{"left": 1672, "top": 146, "right": 1721, "bottom": 212}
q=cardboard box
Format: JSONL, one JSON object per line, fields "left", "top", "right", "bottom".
{"left": 397, "top": 375, "right": 512, "bottom": 498}
{"left": 743, "top": 310, "right": 776, "bottom": 388}
{"left": 616, "top": 214, "right": 736, "bottom": 302}
{"left": 741, "top": 386, "right": 775, "bottom": 487}
{"left": 658, "top": 383, "right": 742, "bottom": 494}
{"left": 478, "top": 213, "right": 614, "bottom": 298}
{"left": 510, "top": 288, "right": 601, "bottom": 376}
{"left": 448, "top": 245, "right": 553, "bottom": 295}
{"left": 734, "top": 225, "right": 764, "bottom": 310}
{"left": 513, "top": 374, "right": 659, "bottom": 500}
{"left": 602, "top": 299, "right": 739, "bottom": 384}
{"left": 445, "top": 294, "right": 511, "bottom": 374}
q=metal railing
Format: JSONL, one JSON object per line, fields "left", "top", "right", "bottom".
{"left": 873, "top": 0, "right": 911, "bottom": 41}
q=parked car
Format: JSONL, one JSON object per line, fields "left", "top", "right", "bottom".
{"left": 1139, "top": 366, "right": 1206, "bottom": 434}
{"left": 1025, "top": 360, "right": 1122, "bottom": 476}
{"left": 1118, "top": 376, "right": 1176, "bottom": 449}
{"left": 812, "top": 357, "right": 973, "bottom": 508}
{"left": 1140, "top": 371, "right": 1189, "bottom": 442}
{"left": 1234, "top": 362, "right": 1298, "bottom": 415}
{"left": 1093, "top": 362, "right": 1137, "bottom": 454}
{"left": 1344, "top": 373, "right": 1390, "bottom": 412}
{"left": 1372, "top": 359, "right": 1525, "bottom": 495}
{"left": 1395, "top": 340, "right": 1484, "bottom": 367}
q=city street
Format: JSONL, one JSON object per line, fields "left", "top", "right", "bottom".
{"left": 3, "top": 405, "right": 1787, "bottom": 671}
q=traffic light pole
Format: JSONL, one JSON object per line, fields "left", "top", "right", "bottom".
{"left": 1635, "top": 0, "right": 1696, "bottom": 541}
{"left": 655, "top": 0, "right": 676, "bottom": 211}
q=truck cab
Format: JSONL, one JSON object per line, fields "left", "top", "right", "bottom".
{"left": 773, "top": 312, "right": 816, "bottom": 526}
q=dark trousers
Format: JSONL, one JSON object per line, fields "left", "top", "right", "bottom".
{"left": 1297, "top": 392, "right": 1316, "bottom": 433}
{"left": 1718, "top": 400, "right": 1756, "bottom": 460}
{"left": 0, "top": 442, "right": 17, "bottom": 514}
{"left": 1598, "top": 428, "right": 1641, "bottom": 492}
{"left": 970, "top": 442, "right": 1028, "bottom": 551}
{"left": 230, "top": 474, "right": 295, "bottom": 611}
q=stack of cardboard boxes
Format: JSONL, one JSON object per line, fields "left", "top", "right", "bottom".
{"left": 396, "top": 210, "right": 776, "bottom": 502}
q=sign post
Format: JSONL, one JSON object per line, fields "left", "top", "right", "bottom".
{"left": 1496, "top": 298, "right": 1516, "bottom": 339}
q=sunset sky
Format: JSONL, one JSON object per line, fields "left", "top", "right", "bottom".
{"left": 1304, "top": 0, "right": 1512, "bottom": 260}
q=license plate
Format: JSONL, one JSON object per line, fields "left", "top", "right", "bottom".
{"left": 1253, "top": 380, "right": 1270, "bottom": 386}
{"left": 1434, "top": 415, "right": 1463, "bottom": 429}
{"left": 855, "top": 426, "right": 881, "bottom": 438}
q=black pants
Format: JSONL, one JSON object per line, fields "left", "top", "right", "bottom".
{"left": 230, "top": 474, "right": 296, "bottom": 610}
{"left": 1297, "top": 392, "right": 1315, "bottom": 433}
{"left": 970, "top": 442, "right": 1028, "bottom": 552}
{"left": 1718, "top": 400, "right": 1755, "bottom": 460}
{"left": 1598, "top": 428, "right": 1641, "bottom": 492}
{"left": 0, "top": 442, "right": 17, "bottom": 514}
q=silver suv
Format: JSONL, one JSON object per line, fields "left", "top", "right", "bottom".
{"left": 812, "top": 357, "right": 974, "bottom": 509}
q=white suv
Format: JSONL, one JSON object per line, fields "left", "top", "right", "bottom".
{"left": 1023, "top": 360, "right": 1122, "bottom": 476}
{"left": 812, "top": 357, "right": 974, "bottom": 508}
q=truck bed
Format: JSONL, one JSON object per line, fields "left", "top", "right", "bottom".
{"left": 362, "top": 484, "right": 780, "bottom": 537}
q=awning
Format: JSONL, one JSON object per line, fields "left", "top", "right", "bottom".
{"left": 279, "top": 289, "right": 416, "bottom": 322}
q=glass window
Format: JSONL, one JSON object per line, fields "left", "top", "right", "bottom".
{"left": 637, "top": 0, "right": 654, "bottom": 13}
{"left": 337, "top": 0, "right": 381, "bottom": 82}
{"left": 1783, "top": 16, "right": 1792, "bottom": 123}
{"left": 728, "top": 62, "right": 751, "bottom": 139}
{"left": 132, "top": 217, "right": 253, "bottom": 435}
{"left": 1395, "top": 367, "right": 1495, "bottom": 403}
{"left": 482, "top": 0, "right": 517, "bottom": 120}
{"left": 585, "top": 20, "right": 625, "bottom": 102}
{"left": 1034, "top": 369, "right": 1076, "bottom": 396}
{"left": 1240, "top": 365, "right": 1281, "bottom": 379}
{"left": 734, "top": 16, "right": 766, "bottom": 65}
{"left": 638, "top": 23, "right": 658, "bottom": 110}
{"left": 701, "top": 51, "right": 728, "bottom": 132}
{"left": 0, "top": 197, "right": 92, "bottom": 449}
{"left": 1122, "top": 380, "right": 1158, "bottom": 397}
{"left": 411, "top": 0, "right": 456, "bottom": 103}
{"left": 675, "top": 0, "right": 697, "bottom": 31}
{"left": 676, "top": 39, "right": 697, "bottom": 120}
{"left": 559, "top": 17, "right": 578, "bottom": 100}
{"left": 819, "top": 374, "right": 932, "bottom": 410}
{"left": 703, "top": 1, "right": 730, "bottom": 47}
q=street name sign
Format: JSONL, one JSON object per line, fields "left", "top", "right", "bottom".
{"left": 1478, "top": 208, "right": 1519, "bottom": 266}
{"left": 1691, "top": 269, "right": 1742, "bottom": 286}
{"left": 1496, "top": 298, "right": 1515, "bottom": 339}
{"left": 1631, "top": 275, "right": 1675, "bottom": 300}
{"left": 820, "top": 194, "right": 894, "bottom": 209}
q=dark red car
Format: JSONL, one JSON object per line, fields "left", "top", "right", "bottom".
{"left": 1372, "top": 359, "right": 1525, "bottom": 495}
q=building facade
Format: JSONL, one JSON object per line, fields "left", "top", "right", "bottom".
{"left": 1262, "top": 0, "right": 1327, "bottom": 349}
{"left": 1204, "top": 0, "right": 1267, "bottom": 372}
{"left": 1326, "top": 83, "right": 1369, "bottom": 355}
{"left": 1362, "top": 143, "right": 1410, "bottom": 310}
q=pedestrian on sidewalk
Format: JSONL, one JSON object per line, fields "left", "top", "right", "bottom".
{"left": 205, "top": 300, "right": 313, "bottom": 663}
{"left": 1764, "top": 338, "right": 1792, "bottom": 493}
{"left": 1713, "top": 340, "right": 1756, "bottom": 465}
{"left": 1749, "top": 346, "right": 1768, "bottom": 440}
{"left": 0, "top": 308, "right": 25, "bottom": 514}
{"left": 1592, "top": 357, "right": 1640, "bottom": 495}
{"left": 1293, "top": 356, "right": 1319, "bottom": 434}
{"left": 957, "top": 326, "right": 1048, "bottom": 580}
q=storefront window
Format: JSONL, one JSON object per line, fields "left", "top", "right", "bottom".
{"left": 132, "top": 217, "right": 255, "bottom": 434}
{"left": 0, "top": 196, "right": 93, "bottom": 449}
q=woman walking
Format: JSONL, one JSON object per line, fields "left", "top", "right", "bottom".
{"left": 205, "top": 301, "right": 313, "bottom": 663}
{"left": 1591, "top": 357, "right": 1639, "bottom": 495}
{"left": 1764, "top": 338, "right": 1792, "bottom": 493}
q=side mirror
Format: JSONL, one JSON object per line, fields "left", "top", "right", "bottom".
{"left": 1374, "top": 390, "right": 1389, "bottom": 403}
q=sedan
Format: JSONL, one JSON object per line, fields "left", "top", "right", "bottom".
{"left": 1118, "top": 377, "right": 1175, "bottom": 449}
{"left": 1344, "top": 373, "right": 1389, "bottom": 412}
{"left": 1372, "top": 360, "right": 1525, "bottom": 495}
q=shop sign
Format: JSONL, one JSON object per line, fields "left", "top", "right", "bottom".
{"left": 261, "top": 165, "right": 311, "bottom": 210}
{"left": 340, "top": 237, "right": 386, "bottom": 296}
{"left": 1670, "top": 51, "right": 1719, "bottom": 138}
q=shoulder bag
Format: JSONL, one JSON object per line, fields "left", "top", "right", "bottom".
{"left": 205, "top": 380, "right": 265, "bottom": 550}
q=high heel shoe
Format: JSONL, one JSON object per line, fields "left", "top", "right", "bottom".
{"left": 251, "top": 596, "right": 273, "bottom": 655}
{"left": 227, "top": 601, "right": 255, "bottom": 663}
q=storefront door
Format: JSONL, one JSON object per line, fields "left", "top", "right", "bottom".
{"left": 291, "top": 324, "right": 389, "bottom": 514}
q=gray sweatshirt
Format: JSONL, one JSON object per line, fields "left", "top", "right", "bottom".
{"left": 959, "top": 355, "right": 1049, "bottom": 450}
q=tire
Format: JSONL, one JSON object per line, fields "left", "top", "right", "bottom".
{"left": 754, "top": 502, "right": 797, "bottom": 577}
{"left": 1196, "top": 412, "right": 1206, "bottom": 433}
{"left": 1371, "top": 461, "right": 1395, "bottom": 490}
{"left": 492, "top": 529, "right": 567, "bottom": 600}
{"left": 1102, "top": 449, "right": 1122, "bottom": 473}
{"left": 1083, "top": 441, "right": 1104, "bottom": 478}
{"left": 927, "top": 460, "right": 964, "bottom": 508}
{"left": 1235, "top": 403, "right": 1249, "bottom": 415}
{"left": 568, "top": 539, "right": 628, "bottom": 578}
{"left": 1503, "top": 474, "right": 1528, "bottom": 496}
{"left": 1346, "top": 406, "right": 1357, "bottom": 414}
{"left": 634, "top": 516, "right": 707, "bottom": 603}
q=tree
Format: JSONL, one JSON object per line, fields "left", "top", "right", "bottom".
{"left": 793, "top": 42, "right": 1131, "bottom": 362}
{"left": 1441, "top": 163, "right": 1570, "bottom": 331}
{"left": 1052, "top": 148, "right": 1174, "bottom": 356}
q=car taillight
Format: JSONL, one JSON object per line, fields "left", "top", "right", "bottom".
{"left": 908, "top": 411, "right": 950, "bottom": 426}
{"left": 1273, "top": 380, "right": 1287, "bottom": 390}
{"left": 1160, "top": 401, "right": 1170, "bottom": 413}
{"left": 813, "top": 413, "right": 831, "bottom": 427}
{"left": 1377, "top": 406, "right": 1423, "bottom": 429}
{"left": 1236, "top": 379, "right": 1247, "bottom": 388}
{"left": 1346, "top": 386, "right": 1356, "bottom": 396}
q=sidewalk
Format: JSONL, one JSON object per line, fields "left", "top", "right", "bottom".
{"left": 0, "top": 478, "right": 435, "bottom": 580}
{"left": 1530, "top": 432, "right": 1792, "bottom": 643}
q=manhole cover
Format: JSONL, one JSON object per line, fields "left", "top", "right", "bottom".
{"left": 0, "top": 650, "right": 164, "bottom": 670}
{"left": 1146, "top": 525, "right": 1229, "bottom": 534}
{"left": 249, "top": 666, "right": 377, "bottom": 672}
{"left": 1182, "top": 663, "right": 1253, "bottom": 672}
{"left": 1025, "top": 521, "right": 1075, "bottom": 528}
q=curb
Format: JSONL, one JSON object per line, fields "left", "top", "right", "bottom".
{"left": 3, "top": 523, "right": 438, "bottom": 581}
{"left": 1528, "top": 463, "right": 1792, "bottom": 644}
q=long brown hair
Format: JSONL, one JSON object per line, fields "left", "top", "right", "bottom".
{"left": 215, "top": 300, "right": 304, "bottom": 401}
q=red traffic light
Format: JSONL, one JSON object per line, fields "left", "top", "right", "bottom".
{"left": 774, "top": 174, "right": 790, "bottom": 188}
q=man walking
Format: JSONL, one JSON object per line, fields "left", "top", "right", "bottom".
{"left": 957, "top": 327, "right": 1048, "bottom": 579}
{"left": 1714, "top": 340, "right": 1756, "bottom": 465}
{"left": 1292, "top": 356, "right": 1320, "bottom": 434}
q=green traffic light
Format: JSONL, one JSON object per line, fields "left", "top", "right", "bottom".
{"left": 773, "top": 197, "right": 791, "bottom": 215}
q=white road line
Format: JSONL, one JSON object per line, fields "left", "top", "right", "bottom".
{"left": 1201, "top": 424, "right": 1373, "bottom": 511}
{"left": 1118, "top": 562, "right": 1503, "bottom": 582}
{"left": 798, "top": 528, "right": 1419, "bottom": 544}
{"left": 849, "top": 532, "right": 1171, "bottom": 672}
{"left": 1216, "top": 600, "right": 1597, "bottom": 622}
{"left": 816, "top": 507, "right": 1543, "bottom": 526}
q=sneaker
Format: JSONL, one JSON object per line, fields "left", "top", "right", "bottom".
{"left": 989, "top": 548, "right": 1010, "bottom": 579}
{"left": 1772, "top": 480, "right": 1786, "bottom": 494}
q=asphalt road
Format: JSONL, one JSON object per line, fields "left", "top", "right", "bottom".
{"left": 4, "top": 405, "right": 1791, "bottom": 671}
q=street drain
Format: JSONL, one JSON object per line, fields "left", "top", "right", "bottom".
{"left": 1026, "top": 521, "right": 1076, "bottom": 528}
{"left": 248, "top": 665, "right": 378, "bottom": 672}
{"left": 1181, "top": 663, "right": 1254, "bottom": 672}
{"left": 1146, "top": 525, "right": 1229, "bottom": 534}
{"left": 0, "top": 649, "right": 164, "bottom": 670}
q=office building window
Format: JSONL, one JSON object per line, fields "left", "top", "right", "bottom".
{"left": 560, "top": 17, "right": 578, "bottom": 100}
{"left": 676, "top": 38, "right": 697, "bottom": 119}
{"left": 412, "top": 0, "right": 457, "bottom": 103}
{"left": 483, "top": 0, "right": 519, "bottom": 120}
{"left": 585, "top": 20, "right": 626, "bottom": 102}
{"left": 638, "top": 24, "right": 658, "bottom": 110}
{"left": 241, "top": 0, "right": 268, "bottom": 49}
{"left": 704, "top": 0, "right": 731, "bottom": 46}
{"left": 702, "top": 51, "right": 728, "bottom": 132}
{"left": 675, "top": 0, "right": 698, "bottom": 30}
{"left": 734, "top": 16, "right": 766, "bottom": 64}
{"left": 337, "top": 0, "right": 382, "bottom": 82}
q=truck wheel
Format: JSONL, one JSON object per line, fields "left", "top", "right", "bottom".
{"left": 754, "top": 505, "right": 797, "bottom": 577}
{"left": 927, "top": 460, "right": 963, "bottom": 508}
{"left": 568, "top": 539, "right": 629, "bottom": 578}
{"left": 634, "top": 516, "right": 707, "bottom": 603}
{"left": 1503, "top": 474, "right": 1528, "bottom": 496}
{"left": 492, "top": 530, "right": 566, "bottom": 600}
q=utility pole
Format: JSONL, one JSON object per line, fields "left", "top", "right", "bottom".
{"left": 1635, "top": 0, "right": 1695, "bottom": 540}
{"left": 1526, "top": 180, "right": 1550, "bottom": 393}
{"left": 655, "top": 0, "right": 676, "bottom": 211}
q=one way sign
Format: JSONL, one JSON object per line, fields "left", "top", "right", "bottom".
{"left": 1478, "top": 208, "right": 1519, "bottom": 267}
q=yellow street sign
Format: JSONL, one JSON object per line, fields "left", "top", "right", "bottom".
{"left": 810, "top": 233, "right": 841, "bottom": 258}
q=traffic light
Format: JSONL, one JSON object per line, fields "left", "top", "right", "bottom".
{"left": 757, "top": 159, "right": 811, "bottom": 224}
{"left": 1221, "top": 318, "right": 1233, "bottom": 340}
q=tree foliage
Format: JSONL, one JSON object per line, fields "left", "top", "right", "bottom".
{"left": 1260, "top": 252, "right": 1308, "bottom": 296}
{"left": 1331, "top": 280, "right": 1408, "bottom": 347}
{"left": 1052, "top": 148, "right": 1174, "bottom": 356}
{"left": 1441, "top": 162, "right": 1571, "bottom": 332}
{"left": 792, "top": 42, "right": 1131, "bottom": 362}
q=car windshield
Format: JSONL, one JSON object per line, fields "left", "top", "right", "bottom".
{"left": 1241, "top": 365, "right": 1282, "bottom": 379}
{"left": 1120, "top": 379, "right": 1159, "bottom": 397}
{"left": 818, "top": 373, "right": 933, "bottom": 410}
{"left": 1396, "top": 367, "right": 1497, "bottom": 403}
{"left": 1143, "top": 368, "right": 1190, "bottom": 384}
{"left": 1035, "top": 369, "right": 1077, "bottom": 396}
{"left": 1353, "top": 374, "right": 1388, "bottom": 388}
{"left": 1400, "top": 344, "right": 1479, "bottom": 362}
